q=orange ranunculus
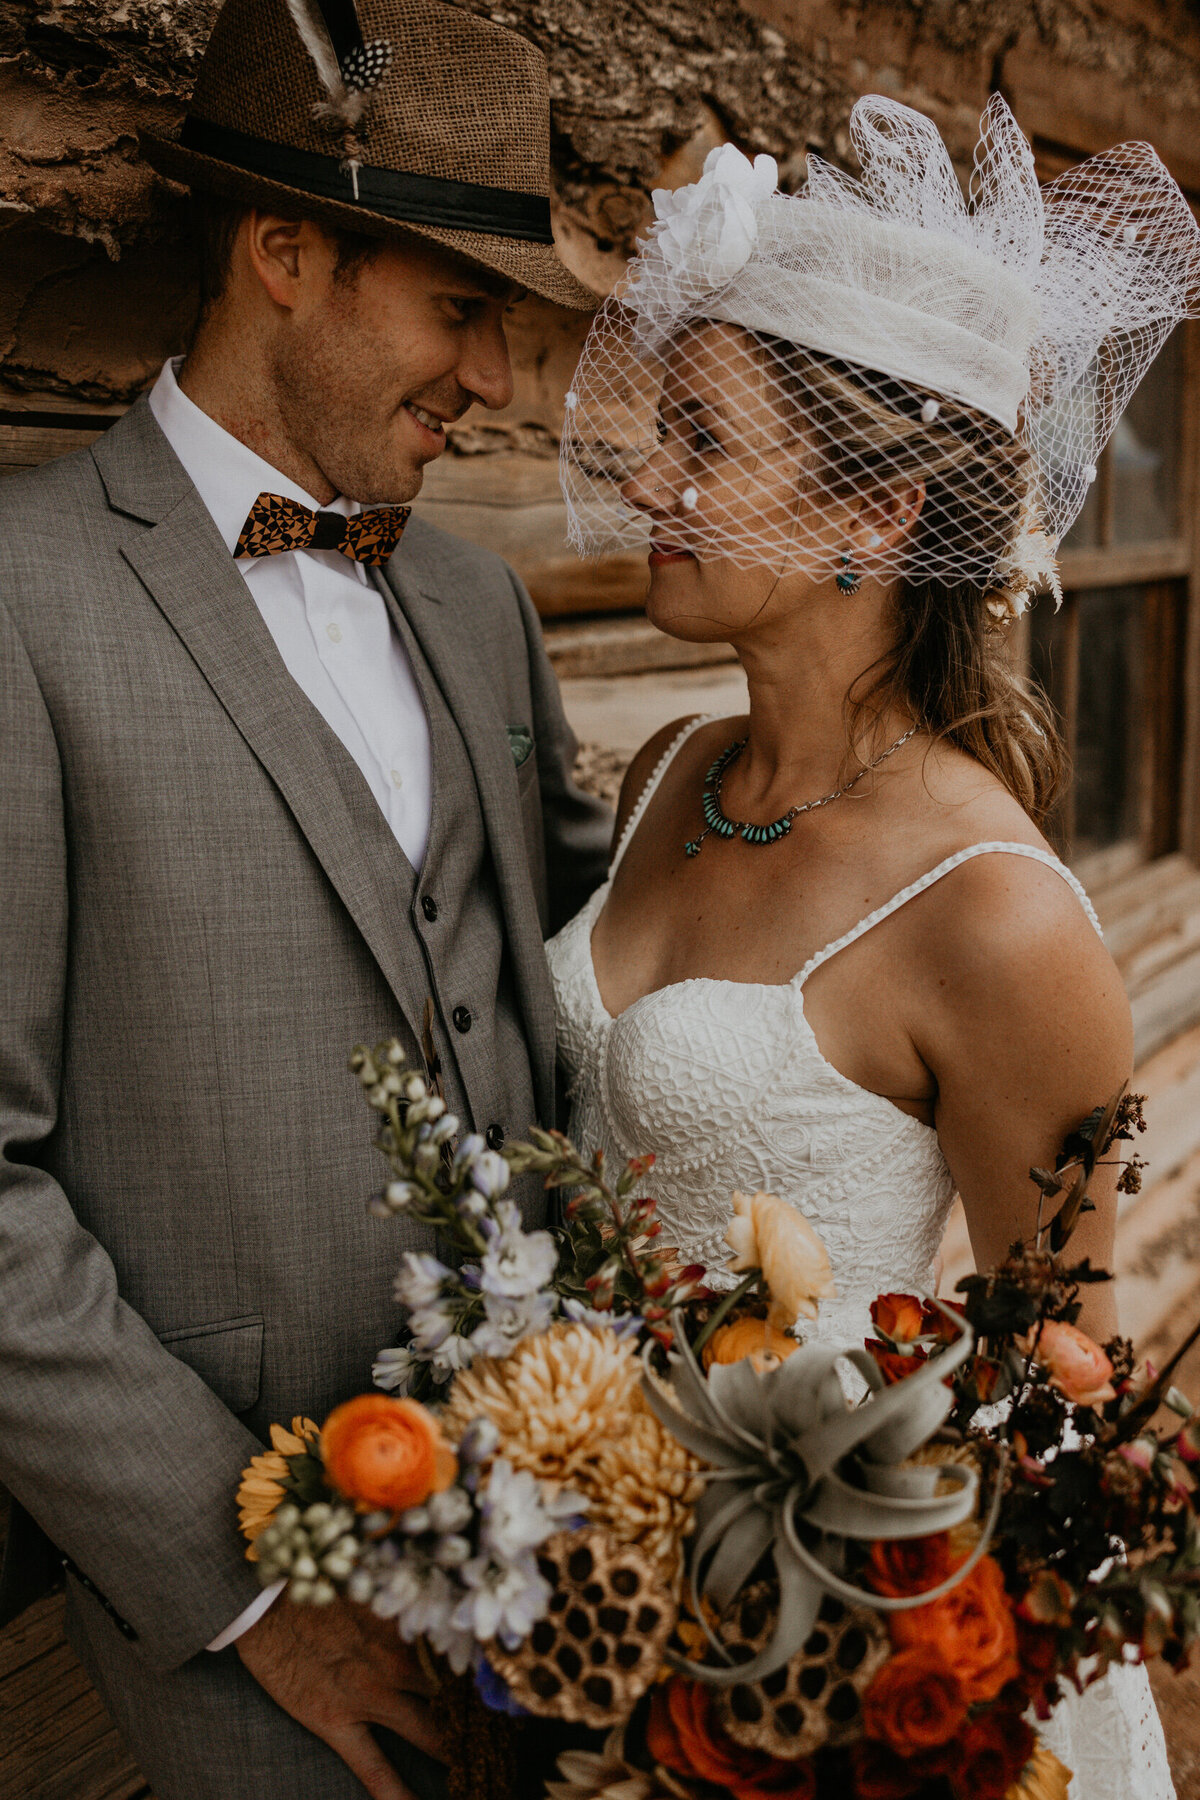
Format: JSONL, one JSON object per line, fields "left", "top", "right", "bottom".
{"left": 320, "top": 1394, "right": 457, "bottom": 1512}
{"left": 871, "top": 1293, "right": 926, "bottom": 1343}
{"left": 647, "top": 1679, "right": 817, "bottom": 1798}
{"left": 950, "top": 1709, "right": 1035, "bottom": 1800}
{"left": 867, "top": 1531, "right": 961, "bottom": 1599}
{"left": 1022, "top": 1320, "right": 1117, "bottom": 1407}
{"left": 702, "top": 1314, "right": 799, "bottom": 1374}
{"left": 888, "top": 1555, "right": 1019, "bottom": 1704}
{"left": 861, "top": 1646, "right": 967, "bottom": 1755}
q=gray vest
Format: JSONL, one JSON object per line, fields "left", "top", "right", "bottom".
{"left": 319, "top": 574, "right": 542, "bottom": 1218}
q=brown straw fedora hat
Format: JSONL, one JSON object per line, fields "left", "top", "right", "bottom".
{"left": 141, "top": 0, "right": 596, "bottom": 310}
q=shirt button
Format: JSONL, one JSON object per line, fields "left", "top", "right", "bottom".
{"left": 421, "top": 895, "right": 439, "bottom": 922}
{"left": 391, "top": 768, "right": 404, "bottom": 788}
{"left": 326, "top": 621, "right": 342, "bottom": 643}
{"left": 452, "top": 1006, "right": 472, "bottom": 1034}
{"left": 486, "top": 1122, "right": 505, "bottom": 1152}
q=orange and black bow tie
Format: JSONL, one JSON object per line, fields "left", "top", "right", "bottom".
{"left": 234, "top": 493, "right": 411, "bottom": 566}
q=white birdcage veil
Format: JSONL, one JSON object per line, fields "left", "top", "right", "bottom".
{"left": 559, "top": 94, "right": 1200, "bottom": 615}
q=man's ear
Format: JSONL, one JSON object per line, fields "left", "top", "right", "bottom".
{"left": 243, "top": 213, "right": 333, "bottom": 311}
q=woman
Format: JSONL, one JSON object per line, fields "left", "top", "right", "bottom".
{"left": 549, "top": 96, "right": 1200, "bottom": 1796}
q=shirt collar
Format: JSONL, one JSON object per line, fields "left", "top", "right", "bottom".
{"left": 147, "top": 357, "right": 358, "bottom": 555}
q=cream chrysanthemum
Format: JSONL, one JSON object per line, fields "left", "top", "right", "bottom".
{"left": 440, "top": 1323, "right": 705, "bottom": 1584}
{"left": 440, "top": 1322, "right": 642, "bottom": 1485}
{"left": 237, "top": 1416, "right": 319, "bottom": 1557}
{"left": 581, "top": 1395, "right": 706, "bottom": 1589}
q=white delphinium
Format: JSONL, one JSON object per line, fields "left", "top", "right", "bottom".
{"left": 479, "top": 1200, "right": 558, "bottom": 1300}
{"left": 393, "top": 1251, "right": 452, "bottom": 1311}
{"left": 451, "top": 1549, "right": 550, "bottom": 1651}
{"left": 471, "top": 1289, "right": 555, "bottom": 1360}
{"left": 480, "top": 1459, "right": 586, "bottom": 1561}
{"left": 373, "top": 1345, "right": 417, "bottom": 1394}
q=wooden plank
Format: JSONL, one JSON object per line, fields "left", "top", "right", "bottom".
{"left": 0, "top": 1594, "right": 154, "bottom": 1800}
{"left": 1131, "top": 942, "right": 1200, "bottom": 1062}
{"left": 1058, "top": 540, "right": 1190, "bottom": 590}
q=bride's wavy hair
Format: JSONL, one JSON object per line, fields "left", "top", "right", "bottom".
{"left": 756, "top": 335, "right": 1065, "bottom": 826}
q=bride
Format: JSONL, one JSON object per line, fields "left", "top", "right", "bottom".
{"left": 547, "top": 95, "right": 1200, "bottom": 1798}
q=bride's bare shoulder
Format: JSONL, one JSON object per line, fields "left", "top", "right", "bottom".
{"left": 612, "top": 715, "right": 715, "bottom": 844}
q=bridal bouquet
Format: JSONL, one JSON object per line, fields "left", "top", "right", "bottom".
{"left": 237, "top": 1050, "right": 1200, "bottom": 1800}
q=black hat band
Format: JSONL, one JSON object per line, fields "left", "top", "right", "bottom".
{"left": 179, "top": 116, "right": 555, "bottom": 243}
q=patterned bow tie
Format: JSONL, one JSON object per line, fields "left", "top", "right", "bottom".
{"left": 234, "top": 493, "right": 411, "bottom": 566}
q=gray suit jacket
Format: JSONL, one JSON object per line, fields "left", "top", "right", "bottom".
{"left": 0, "top": 399, "right": 610, "bottom": 1666}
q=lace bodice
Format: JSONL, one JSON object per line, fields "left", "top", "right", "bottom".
{"left": 547, "top": 716, "right": 1174, "bottom": 1800}
{"left": 549, "top": 717, "right": 1101, "bottom": 1338}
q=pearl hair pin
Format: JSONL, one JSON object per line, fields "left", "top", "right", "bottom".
{"left": 920, "top": 398, "right": 940, "bottom": 423}
{"left": 681, "top": 486, "right": 699, "bottom": 511}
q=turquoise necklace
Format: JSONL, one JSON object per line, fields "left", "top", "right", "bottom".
{"left": 684, "top": 726, "right": 917, "bottom": 858}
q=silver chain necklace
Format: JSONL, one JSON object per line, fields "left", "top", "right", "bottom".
{"left": 684, "top": 726, "right": 918, "bottom": 859}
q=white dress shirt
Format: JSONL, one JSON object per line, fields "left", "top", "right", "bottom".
{"left": 149, "top": 358, "right": 433, "bottom": 871}
{"left": 147, "top": 360, "right": 433, "bottom": 1648}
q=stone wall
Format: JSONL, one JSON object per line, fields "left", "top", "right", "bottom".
{"left": 2, "top": 0, "right": 1198, "bottom": 610}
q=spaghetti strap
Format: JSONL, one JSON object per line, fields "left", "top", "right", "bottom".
{"left": 609, "top": 715, "right": 713, "bottom": 876}
{"left": 796, "top": 841, "right": 1103, "bottom": 986}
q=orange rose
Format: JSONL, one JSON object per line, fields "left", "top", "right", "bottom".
{"left": 861, "top": 1646, "right": 967, "bottom": 1755}
{"left": 647, "top": 1679, "right": 817, "bottom": 1798}
{"left": 1022, "top": 1320, "right": 1116, "bottom": 1407}
{"left": 865, "top": 1339, "right": 930, "bottom": 1385}
{"left": 871, "top": 1294, "right": 926, "bottom": 1343}
{"left": 889, "top": 1556, "right": 1019, "bottom": 1704}
{"left": 867, "top": 1531, "right": 961, "bottom": 1599}
{"left": 702, "top": 1315, "right": 799, "bottom": 1374}
{"left": 950, "top": 1710, "right": 1035, "bottom": 1800}
{"left": 321, "top": 1394, "right": 457, "bottom": 1512}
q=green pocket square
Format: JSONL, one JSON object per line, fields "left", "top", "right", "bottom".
{"left": 507, "top": 726, "right": 534, "bottom": 768}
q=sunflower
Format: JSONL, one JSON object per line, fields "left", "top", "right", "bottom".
{"left": 237, "top": 1416, "right": 319, "bottom": 1557}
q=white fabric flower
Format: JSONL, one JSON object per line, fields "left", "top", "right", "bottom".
{"left": 645, "top": 143, "right": 778, "bottom": 294}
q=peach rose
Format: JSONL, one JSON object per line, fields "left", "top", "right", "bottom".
{"left": 861, "top": 1646, "right": 967, "bottom": 1755}
{"left": 321, "top": 1394, "right": 457, "bottom": 1512}
{"left": 702, "top": 1314, "right": 799, "bottom": 1373}
{"left": 889, "top": 1555, "right": 1019, "bottom": 1704}
{"left": 1022, "top": 1320, "right": 1116, "bottom": 1407}
{"left": 725, "top": 1191, "right": 835, "bottom": 1330}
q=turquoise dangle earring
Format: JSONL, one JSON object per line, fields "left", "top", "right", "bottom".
{"left": 836, "top": 548, "right": 862, "bottom": 594}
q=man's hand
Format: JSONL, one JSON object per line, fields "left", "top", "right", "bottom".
{"left": 236, "top": 1594, "right": 446, "bottom": 1800}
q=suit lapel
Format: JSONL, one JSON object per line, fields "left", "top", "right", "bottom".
{"left": 95, "top": 403, "right": 428, "bottom": 1027}
{"left": 378, "top": 544, "right": 557, "bottom": 1122}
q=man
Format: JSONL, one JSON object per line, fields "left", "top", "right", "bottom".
{"left": 0, "top": 1, "right": 609, "bottom": 1795}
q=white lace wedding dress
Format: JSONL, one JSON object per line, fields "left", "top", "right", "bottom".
{"left": 546, "top": 717, "right": 1175, "bottom": 1800}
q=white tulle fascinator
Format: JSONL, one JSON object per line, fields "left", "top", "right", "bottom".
{"left": 560, "top": 95, "right": 1200, "bottom": 616}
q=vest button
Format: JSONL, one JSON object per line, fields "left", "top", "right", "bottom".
{"left": 452, "top": 1006, "right": 472, "bottom": 1034}
{"left": 421, "top": 895, "right": 438, "bottom": 922}
{"left": 486, "top": 1122, "right": 505, "bottom": 1151}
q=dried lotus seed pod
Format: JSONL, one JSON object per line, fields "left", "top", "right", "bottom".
{"left": 488, "top": 1527, "right": 676, "bottom": 1729}
{"left": 714, "top": 1584, "right": 889, "bottom": 1759}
